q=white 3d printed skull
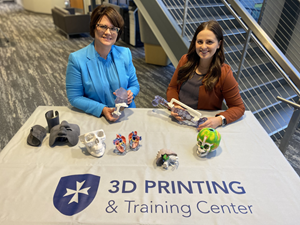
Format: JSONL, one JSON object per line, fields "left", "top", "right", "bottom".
{"left": 79, "top": 129, "right": 106, "bottom": 157}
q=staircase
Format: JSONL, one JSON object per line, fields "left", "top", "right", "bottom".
{"left": 134, "top": 0, "right": 300, "bottom": 142}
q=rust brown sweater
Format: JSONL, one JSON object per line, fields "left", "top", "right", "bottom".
{"left": 167, "top": 54, "right": 245, "bottom": 124}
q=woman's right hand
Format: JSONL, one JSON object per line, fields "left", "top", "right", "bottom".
{"left": 170, "top": 105, "right": 184, "bottom": 121}
{"left": 102, "top": 107, "right": 119, "bottom": 122}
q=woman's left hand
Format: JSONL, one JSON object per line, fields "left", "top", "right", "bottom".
{"left": 127, "top": 90, "right": 133, "bottom": 105}
{"left": 197, "top": 116, "right": 222, "bottom": 131}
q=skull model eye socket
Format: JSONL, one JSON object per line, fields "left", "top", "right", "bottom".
{"left": 204, "top": 144, "right": 210, "bottom": 149}
{"left": 198, "top": 141, "right": 202, "bottom": 146}
{"left": 97, "top": 131, "right": 104, "bottom": 138}
{"left": 86, "top": 133, "right": 95, "bottom": 142}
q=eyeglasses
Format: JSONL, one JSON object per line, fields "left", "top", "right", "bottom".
{"left": 96, "top": 24, "right": 120, "bottom": 34}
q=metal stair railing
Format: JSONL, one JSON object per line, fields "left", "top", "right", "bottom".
{"left": 134, "top": 0, "right": 300, "bottom": 153}
{"left": 276, "top": 97, "right": 300, "bottom": 154}
{"left": 224, "top": 0, "right": 300, "bottom": 89}
{"left": 161, "top": 0, "right": 300, "bottom": 153}
{"left": 224, "top": 0, "right": 300, "bottom": 153}
{"left": 259, "top": 0, "right": 300, "bottom": 75}
{"left": 134, "top": 0, "right": 190, "bottom": 67}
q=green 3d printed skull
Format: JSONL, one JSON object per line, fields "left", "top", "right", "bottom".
{"left": 197, "top": 128, "right": 221, "bottom": 157}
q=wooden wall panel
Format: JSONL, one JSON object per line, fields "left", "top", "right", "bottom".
{"left": 70, "top": 0, "right": 84, "bottom": 9}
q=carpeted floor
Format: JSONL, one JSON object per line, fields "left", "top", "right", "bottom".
{"left": 0, "top": 2, "right": 174, "bottom": 149}
{"left": 1, "top": 2, "right": 299, "bottom": 176}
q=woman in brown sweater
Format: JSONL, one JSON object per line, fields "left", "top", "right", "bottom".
{"left": 167, "top": 20, "right": 245, "bottom": 130}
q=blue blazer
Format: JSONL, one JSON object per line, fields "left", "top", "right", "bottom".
{"left": 66, "top": 42, "right": 140, "bottom": 117}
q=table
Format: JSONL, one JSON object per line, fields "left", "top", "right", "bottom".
{"left": 0, "top": 106, "right": 300, "bottom": 224}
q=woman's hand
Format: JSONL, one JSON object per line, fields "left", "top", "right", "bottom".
{"left": 170, "top": 105, "right": 184, "bottom": 121}
{"left": 102, "top": 107, "right": 119, "bottom": 122}
{"left": 197, "top": 116, "right": 222, "bottom": 131}
{"left": 127, "top": 90, "right": 133, "bottom": 105}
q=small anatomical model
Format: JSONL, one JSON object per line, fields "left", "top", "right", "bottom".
{"left": 113, "top": 134, "right": 127, "bottom": 155}
{"left": 79, "top": 129, "right": 106, "bottom": 157}
{"left": 128, "top": 131, "right": 142, "bottom": 151}
{"left": 113, "top": 87, "right": 128, "bottom": 118}
{"left": 156, "top": 149, "right": 179, "bottom": 170}
{"left": 152, "top": 95, "right": 207, "bottom": 127}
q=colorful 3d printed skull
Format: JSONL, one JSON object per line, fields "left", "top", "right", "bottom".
{"left": 79, "top": 129, "right": 106, "bottom": 157}
{"left": 197, "top": 128, "right": 221, "bottom": 157}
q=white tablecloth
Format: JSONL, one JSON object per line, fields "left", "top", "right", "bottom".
{"left": 0, "top": 106, "right": 300, "bottom": 224}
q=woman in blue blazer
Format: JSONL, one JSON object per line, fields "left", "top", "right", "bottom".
{"left": 66, "top": 5, "right": 140, "bottom": 121}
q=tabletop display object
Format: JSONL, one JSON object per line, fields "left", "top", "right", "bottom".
{"left": 2, "top": 107, "right": 300, "bottom": 224}
{"left": 49, "top": 121, "right": 80, "bottom": 147}
{"left": 128, "top": 131, "right": 142, "bottom": 151}
{"left": 113, "top": 87, "right": 128, "bottom": 118}
{"left": 45, "top": 110, "right": 59, "bottom": 132}
{"left": 152, "top": 95, "right": 207, "bottom": 127}
{"left": 79, "top": 129, "right": 106, "bottom": 158}
{"left": 156, "top": 149, "right": 179, "bottom": 170}
{"left": 113, "top": 134, "right": 127, "bottom": 155}
{"left": 196, "top": 127, "right": 221, "bottom": 157}
{"left": 27, "top": 125, "right": 47, "bottom": 147}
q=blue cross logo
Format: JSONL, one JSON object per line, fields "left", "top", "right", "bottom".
{"left": 53, "top": 174, "right": 100, "bottom": 216}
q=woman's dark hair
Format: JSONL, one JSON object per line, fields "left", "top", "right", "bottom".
{"left": 177, "top": 20, "right": 225, "bottom": 91}
{"left": 90, "top": 5, "right": 124, "bottom": 41}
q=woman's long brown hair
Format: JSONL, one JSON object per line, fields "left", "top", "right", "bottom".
{"left": 177, "top": 20, "right": 225, "bottom": 91}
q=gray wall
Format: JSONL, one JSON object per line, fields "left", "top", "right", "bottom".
{"left": 285, "top": 17, "right": 300, "bottom": 72}
{"left": 15, "top": 0, "right": 23, "bottom": 5}
{"left": 260, "top": 0, "right": 284, "bottom": 39}
{"left": 260, "top": 0, "right": 300, "bottom": 72}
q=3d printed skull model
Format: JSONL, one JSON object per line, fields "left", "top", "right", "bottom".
{"left": 113, "top": 134, "right": 127, "bottom": 154}
{"left": 156, "top": 149, "right": 179, "bottom": 170}
{"left": 113, "top": 87, "right": 128, "bottom": 118}
{"left": 197, "top": 128, "right": 221, "bottom": 157}
{"left": 79, "top": 129, "right": 106, "bottom": 157}
{"left": 152, "top": 95, "right": 207, "bottom": 127}
{"left": 128, "top": 131, "right": 142, "bottom": 151}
